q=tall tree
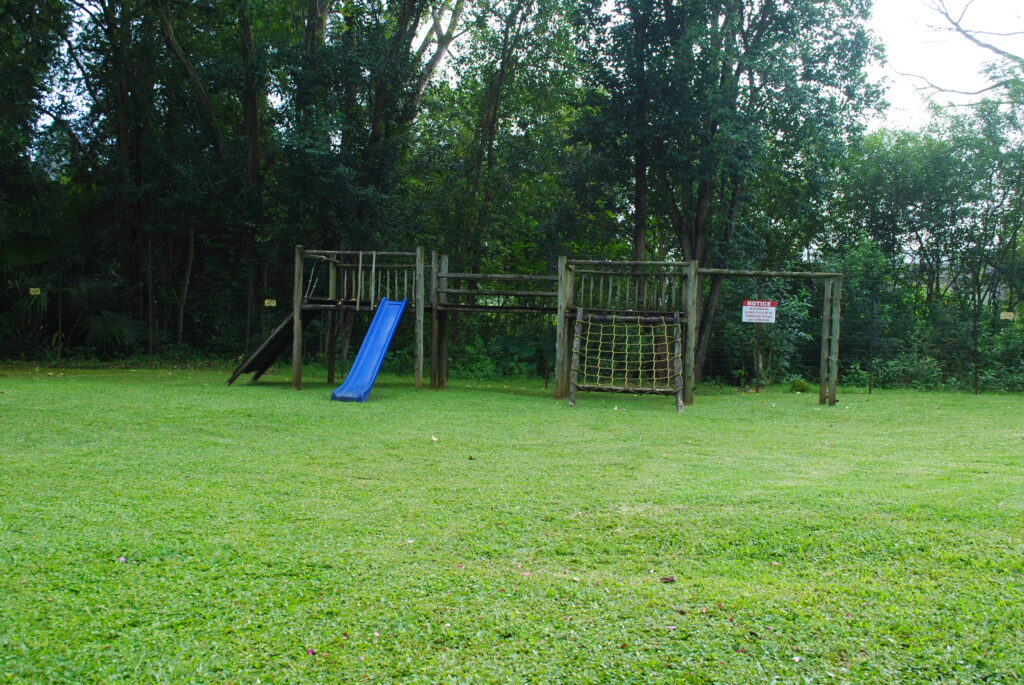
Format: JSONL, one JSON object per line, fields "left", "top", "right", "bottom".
{"left": 582, "top": 0, "right": 881, "bottom": 377}
{"left": 0, "top": 0, "right": 70, "bottom": 236}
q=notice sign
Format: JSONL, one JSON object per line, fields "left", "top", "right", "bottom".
{"left": 742, "top": 300, "right": 777, "bottom": 323}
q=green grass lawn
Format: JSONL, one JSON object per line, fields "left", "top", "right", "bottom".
{"left": 1, "top": 367, "right": 1022, "bottom": 683}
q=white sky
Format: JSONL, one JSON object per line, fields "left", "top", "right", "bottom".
{"left": 868, "top": 0, "right": 1024, "bottom": 129}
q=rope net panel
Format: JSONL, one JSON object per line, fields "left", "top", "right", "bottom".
{"left": 569, "top": 310, "right": 684, "bottom": 411}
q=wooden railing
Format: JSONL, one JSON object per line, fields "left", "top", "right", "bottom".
{"left": 303, "top": 250, "right": 424, "bottom": 309}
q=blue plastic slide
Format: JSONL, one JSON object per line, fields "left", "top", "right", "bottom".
{"left": 331, "top": 298, "right": 407, "bottom": 402}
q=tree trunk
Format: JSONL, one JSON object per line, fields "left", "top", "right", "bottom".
{"left": 633, "top": 151, "right": 647, "bottom": 262}
{"left": 146, "top": 236, "right": 156, "bottom": 356}
{"left": 694, "top": 273, "right": 725, "bottom": 379}
{"left": 151, "top": 0, "right": 219, "bottom": 141}
{"left": 175, "top": 226, "right": 195, "bottom": 345}
{"left": 239, "top": 0, "right": 263, "bottom": 352}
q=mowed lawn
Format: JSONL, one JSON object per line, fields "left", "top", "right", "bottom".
{"left": 1, "top": 367, "right": 1022, "bottom": 683}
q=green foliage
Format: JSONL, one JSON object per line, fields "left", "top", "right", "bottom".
{"left": 819, "top": 240, "right": 915, "bottom": 377}
{"left": 447, "top": 333, "right": 502, "bottom": 378}
{"left": 871, "top": 353, "right": 949, "bottom": 391}
{"left": 83, "top": 312, "right": 144, "bottom": 350}
{"left": 820, "top": 99, "right": 1024, "bottom": 391}
{"left": 496, "top": 335, "right": 555, "bottom": 377}
{"left": 710, "top": 280, "right": 813, "bottom": 386}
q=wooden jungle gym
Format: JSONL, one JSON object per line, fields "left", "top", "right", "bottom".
{"left": 228, "top": 246, "right": 843, "bottom": 408}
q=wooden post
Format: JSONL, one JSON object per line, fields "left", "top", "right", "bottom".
{"left": 430, "top": 251, "right": 439, "bottom": 388}
{"left": 818, "top": 278, "right": 833, "bottom": 405}
{"left": 415, "top": 246, "right": 425, "bottom": 389}
{"left": 292, "top": 244, "right": 303, "bottom": 390}
{"left": 439, "top": 255, "right": 449, "bottom": 389}
{"left": 683, "top": 261, "right": 698, "bottom": 405}
{"left": 327, "top": 260, "right": 338, "bottom": 385}
{"left": 673, "top": 311, "right": 685, "bottom": 413}
{"left": 568, "top": 308, "right": 584, "bottom": 407}
{"left": 554, "top": 256, "right": 570, "bottom": 399}
{"left": 828, "top": 276, "right": 842, "bottom": 406}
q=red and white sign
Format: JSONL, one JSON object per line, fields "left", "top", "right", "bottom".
{"left": 742, "top": 300, "right": 777, "bottom": 323}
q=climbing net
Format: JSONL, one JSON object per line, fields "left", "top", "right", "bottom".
{"left": 569, "top": 309, "right": 684, "bottom": 410}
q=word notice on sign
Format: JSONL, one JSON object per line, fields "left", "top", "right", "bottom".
{"left": 742, "top": 300, "right": 777, "bottom": 323}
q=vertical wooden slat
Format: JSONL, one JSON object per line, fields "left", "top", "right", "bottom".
{"left": 370, "top": 252, "right": 377, "bottom": 306}
{"left": 356, "top": 252, "right": 363, "bottom": 311}
{"left": 292, "top": 245, "right": 303, "bottom": 390}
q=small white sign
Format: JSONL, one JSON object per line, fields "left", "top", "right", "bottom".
{"left": 264, "top": 299, "right": 277, "bottom": 308}
{"left": 29, "top": 287, "right": 41, "bottom": 296}
{"left": 742, "top": 300, "right": 777, "bottom": 323}
{"left": 1002, "top": 311, "right": 1017, "bottom": 321}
